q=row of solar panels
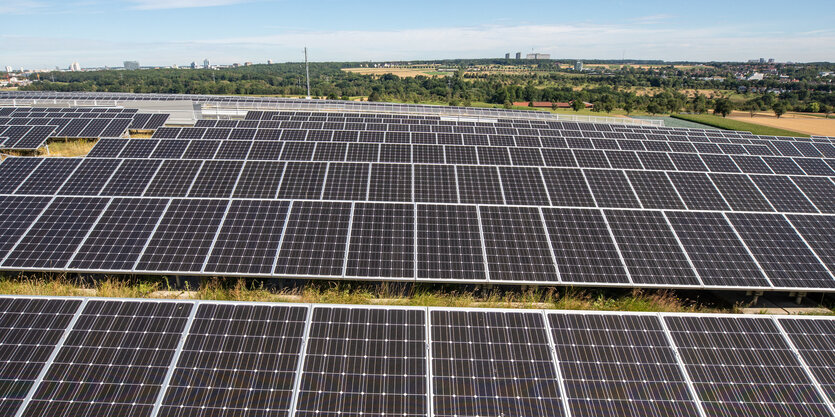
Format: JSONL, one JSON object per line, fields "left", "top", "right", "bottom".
{"left": 0, "top": 106, "right": 139, "bottom": 116}
{"left": 148, "top": 127, "right": 835, "bottom": 160}
{"left": 87, "top": 138, "right": 835, "bottom": 180}
{"left": 2, "top": 296, "right": 835, "bottom": 417}
{"left": 0, "top": 125, "right": 58, "bottom": 150}
{"left": 1, "top": 113, "right": 169, "bottom": 133}
{"left": 5, "top": 155, "right": 835, "bottom": 211}
{"left": 0, "top": 189, "right": 832, "bottom": 289}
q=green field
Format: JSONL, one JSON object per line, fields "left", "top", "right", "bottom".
{"left": 671, "top": 113, "right": 810, "bottom": 137}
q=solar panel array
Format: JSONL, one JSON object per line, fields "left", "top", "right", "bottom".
{"left": 0, "top": 107, "right": 169, "bottom": 150}
{"left": 3, "top": 296, "right": 835, "bottom": 417}
{"left": 1, "top": 104, "right": 834, "bottom": 290}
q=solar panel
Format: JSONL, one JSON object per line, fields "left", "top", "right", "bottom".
{"left": 540, "top": 168, "right": 595, "bottom": 207}
{"left": 625, "top": 170, "right": 685, "bottom": 210}
{"left": 785, "top": 215, "right": 835, "bottom": 275}
{"left": 135, "top": 199, "right": 230, "bottom": 273}
{"left": 368, "top": 163, "right": 412, "bottom": 202}
{"left": 456, "top": 165, "right": 504, "bottom": 204}
{"left": 791, "top": 177, "right": 835, "bottom": 213}
{"left": 431, "top": 310, "right": 564, "bottom": 417}
{"left": 0, "top": 158, "right": 42, "bottom": 194}
{"left": 182, "top": 140, "right": 220, "bottom": 159}
{"left": 751, "top": 175, "right": 819, "bottom": 213}
{"left": 19, "top": 300, "right": 192, "bottom": 417}
{"left": 277, "top": 162, "right": 327, "bottom": 200}
{"left": 232, "top": 161, "right": 284, "bottom": 199}
{"left": 158, "top": 303, "right": 306, "bottom": 417}
{"left": 726, "top": 213, "right": 834, "bottom": 289}
{"left": 414, "top": 164, "right": 457, "bottom": 203}
{"left": 346, "top": 203, "right": 414, "bottom": 278}
{"left": 0, "top": 297, "right": 81, "bottom": 416}
{"left": 69, "top": 197, "right": 170, "bottom": 271}
{"left": 549, "top": 312, "right": 701, "bottom": 417}
{"left": 188, "top": 160, "right": 244, "bottom": 198}
{"left": 499, "top": 166, "right": 551, "bottom": 206}
{"left": 274, "top": 201, "right": 351, "bottom": 277}
{"left": 667, "top": 172, "right": 730, "bottom": 211}
{"left": 295, "top": 307, "right": 426, "bottom": 417}
{"left": 2, "top": 197, "right": 109, "bottom": 269}
{"left": 664, "top": 316, "right": 832, "bottom": 417}
{"left": 15, "top": 159, "right": 80, "bottom": 196}
{"left": 416, "top": 204, "right": 485, "bottom": 281}
{"left": 144, "top": 160, "right": 203, "bottom": 197}
{"left": 101, "top": 159, "right": 161, "bottom": 196}
{"left": 0, "top": 196, "right": 52, "bottom": 260}
{"left": 204, "top": 200, "right": 290, "bottom": 275}
{"left": 665, "top": 211, "right": 770, "bottom": 287}
{"left": 583, "top": 170, "right": 641, "bottom": 208}
{"left": 86, "top": 138, "right": 127, "bottom": 158}
{"left": 214, "top": 140, "right": 252, "bottom": 160}
{"left": 248, "top": 141, "right": 284, "bottom": 160}
{"left": 58, "top": 159, "right": 121, "bottom": 196}
{"left": 313, "top": 142, "right": 347, "bottom": 161}
{"left": 777, "top": 318, "right": 835, "bottom": 404}
{"left": 709, "top": 174, "right": 774, "bottom": 212}
{"left": 604, "top": 210, "right": 700, "bottom": 286}
{"left": 479, "top": 206, "right": 558, "bottom": 282}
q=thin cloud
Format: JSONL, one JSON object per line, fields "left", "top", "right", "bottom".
{"left": 129, "top": 0, "right": 253, "bottom": 10}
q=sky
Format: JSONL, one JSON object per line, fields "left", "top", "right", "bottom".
{"left": 2, "top": 0, "right": 834, "bottom": 69}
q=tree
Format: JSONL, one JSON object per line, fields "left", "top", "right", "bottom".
{"left": 571, "top": 100, "right": 585, "bottom": 112}
{"left": 503, "top": 100, "right": 512, "bottom": 109}
{"left": 367, "top": 90, "right": 381, "bottom": 102}
{"left": 551, "top": 102, "right": 559, "bottom": 111}
{"left": 528, "top": 101, "right": 535, "bottom": 107}
{"left": 713, "top": 98, "right": 734, "bottom": 117}
{"left": 646, "top": 102, "right": 663, "bottom": 115}
{"left": 823, "top": 104, "right": 833, "bottom": 119}
{"left": 690, "top": 94, "right": 708, "bottom": 114}
{"left": 772, "top": 101, "right": 787, "bottom": 118}
{"left": 748, "top": 101, "right": 761, "bottom": 118}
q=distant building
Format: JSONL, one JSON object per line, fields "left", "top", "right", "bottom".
{"left": 244, "top": 62, "right": 253, "bottom": 66}
{"left": 190, "top": 61, "right": 197, "bottom": 69}
{"left": 768, "top": 58, "right": 775, "bottom": 64}
{"left": 267, "top": 59, "right": 273, "bottom": 65}
{"left": 504, "top": 53, "right": 510, "bottom": 59}
{"left": 574, "top": 61, "right": 583, "bottom": 71}
{"left": 515, "top": 52, "right": 521, "bottom": 60}
{"left": 759, "top": 58, "right": 765, "bottom": 64}
{"left": 69, "top": 62, "right": 81, "bottom": 71}
{"left": 748, "top": 72, "right": 765, "bottom": 81}
{"left": 203, "top": 59, "right": 210, "bottom": 69}
{"left": 4, "top": 66, "right": 11, "bottom": 73}
{"left": 123, "top": 61, "right": 140, "bottom": 70}
{"left": 526, "top": 53, "right": 550, "bottom": 60}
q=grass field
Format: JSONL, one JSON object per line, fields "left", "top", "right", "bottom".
{"left": 0, "top": 273, "right": 740, "bottom": 313}
{"left": 671, "top": 113, "right": 809, "bottom": 137}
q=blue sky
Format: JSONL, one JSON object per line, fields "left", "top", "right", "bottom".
{"left": 2, "top": 0, "right": 834, "bottom": 69}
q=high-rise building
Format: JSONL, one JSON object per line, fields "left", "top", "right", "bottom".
{"left": 267, "top": 59, "right": 273, "bottom": 65}
{"left": 69, "top": 62, "right": 81, "bottom": 71}
{"left": 768, "top": 58, "right": 775, "bottom": 64}
{"left": 515, "top": 52, "right": 522, "bottom": 60}
{"left": 574, "top": 61, "right": 583, "bottom": 71}
{"left": 505, "top": 53, "right": 510, "bottom": 59}
{"left": 190, "top": 61, "right": 197, "bottom": 69}
{"left": 123, "top": 61, "right": 140, "bottom": 70}
{"left": 526, "top": 53, "right": 551, "bottom": 60}
{"left": 203, "top": 59, "right": 210, "bottom": 69}
{"left": 759, "top": 58, "right": 765, "bottom": 64}
{"left": 4, "top": 66, "right": 11, "bottom": 73}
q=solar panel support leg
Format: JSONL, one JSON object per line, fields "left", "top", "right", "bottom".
{"left": 795, "top": 292, "right": 806, "bottom": 305}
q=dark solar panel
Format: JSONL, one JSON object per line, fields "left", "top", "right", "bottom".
{"left": 604, "top": 210, "right": 700, "bottom": 286}
{"left": 20, "top": 300, "right": 192, "bottom": 417}
{"left": 778, "top": 318, "right": 835, "bottom": 404}
{"left": 709, "top": 174, "right": 774, "bottom": 212}
{"left": 751, "top": 175, "right": 818, "bottom": 213}
{"left": 664, "top": 316, "right": 831, "bottom": 417}
{"left": 101, "top": 159, "right": 161, "bottom": 196}
{"left": 86, "top": 138, "right": 127, "bottom": 158}
{"left": 479, "top": 206, "right": 558, "bottom": 282}
{"left": 665, "top": 211, "right": 770, "bottom": 287}
{"left": 583, "top": 169, "right": 641, "bottom": 208}
{"left": 542, "top": 208, "right": 629, "bottom": 283}
{"left": 368, "top": 163, "right": 412, "bottom": 202}
{"left": 248, "top": 141, "right": 284, "bottom": 160}
{"left": 727, "top": 213, "right": 834, "bottom": 289}
{"left": 667, "top": 172, "right": 730, "bottom": 211}
{"left": 150, "top": 139, "right": 189, "bottom": 159}
{"left": 2, "top": 197, "right": 108, "bottom": 269}
{"left": 456, "top": 165, "right": 504, "bottom": 204}
{"left": 144, "top": 160, "right": 202, "bottom": 197}
{"left": 158, "top": 303, "right": 306, "bottom": 417}
{"left": 295, "top": 307, "right": 426, "bottom": 417}
{"left": 0, "top": 196, "right": 52, "bottom": 261}
{"left": 204, "top": 200, "right": 290, "bottom": 274}
{"left": 786, "top": 215, "right": 835, "bottom": 275}
{"left": 431, "top": 310, "right": 564, "bottom": 417}
{"left": 232, "top": 161, "right": 284, "bottom": 199}
{"left": 0, "top": 158, "right": 42, "bottom": 194}
{"left": 135, "top": 199, "right": 230, "bottom": 273}
{"left": 414, "top": 164, "right": 457, "bottom": 203}
{"left": 499, "top": 166, "right": 550, "bottom": 205}
{"left": 275, "top": 201, "right": 351, "bottom": 277}
{"left": 416, "top": 204, "right": 485, "bottom": 281}
{"left": 791, "top": 177, "right": 835, "bottom": 213}
{"left": 15, "top": 158, "right": 80, "bottom": 196}
{"left": 188, "top": 160, "right": 244, "bottom": 198}
{"left": 346, "top": 203, "right": 414, "bottom": 278}
{"left": 0, "top": 297, "right": 81, "bottom": 416}
{"left": 549, "top": 313, "right": 701, "bottom": 417}
{"left": 277, "top": 162, "right": 327, "bottom": 199}
{"left": 625, "top": 170, "right": 685, "bottom": 210}
{"left": 69, "top": 197, "right": 170, "bottom": 271}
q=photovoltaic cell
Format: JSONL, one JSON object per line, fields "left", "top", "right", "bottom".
{"left": 625, "top": 170, "right": 685, "bottom": 210}
{"left": 204, "top": 200, "right": 290, "bottom": 275}
{"left": 0, "top": 196, "right": 52, "bottom": 259}
{"left": 791, "top": 177, "right": 835, "bottom": 214}
{"left": 233, "top": 161, "right": 285, "bottom": 199}
{"left": 159, "top": 303, "right": 306, "bottom": 417}
{"left": 499, "top": 166, "right": 550, "bottom": 205}
{"left": 118, "top": 139, "right": 159, "bottom": 158}
{"left": 416, "top": 204, "right": 486, "bottom": 280}
{"left": 479, "top": 206, "right": 558, "bottom": 282}
{"left": 727, "top": 213, "right": 834, "bottom": 289}
{"left": 604, "top": 210, "right": 700, "bottom": 286}
{"left": 542, "top": 208, "right": 629, "bottom": 283}
{"left": 368, "top": 164, "right": 412, "bottom": 202}
{"left": 69, "top": 197, "right": 170, "bottom": 271}
{"left": 275, "top": 201, "right": 351, "bottom": 277}
{"left": 664, "top": 316, "right": 831, "bottom": 417}
{"left": 786, "top": 215, "right": 835, "bottom": 275}
{"left": 20, "top": 300, "right": 192, "bottom": 417}
{"left": 778, "top": 318, "right": 835, "bottom": 404}
{"left": 0, "top": 297, "right": 81, "bottom": 416}
{"left": 414, "top": 164, "right": 457, "bottom": 203}
{"left": 549, "top": 313, "right": 700, "bottom": 417}
{"left": 135, "top": 199, "right": 230, "bottom": 273}
{"left": 540, "top": 168, "right": 595, "bottom": 207}
{"left": 2, "top": 197, "right": 109, "bottom": 269}
{"left": 144, "top": 160, "right": 202, "bottom": 198}
{"left": 277, "top": 162, "right": 327, "bottom": 200}
{"left": 58, "top": 159, "right": 121, "bottom": 196}
{"left": 667, "top": 172, "right": 730, "bottom": 211}
{"left": 101, "top": 159, "right": 161, "bottom": 196}
{"left": 583, "top": 170, "right": 641, "bottom": 208}
{"left": 709, "top": 174, "right": 774, "bottom": 212}
{"left": 295, "top": 307, "right": 427, "bottom": 417}
{"left": 431, "top": 310, "right": 564, "bottom": 417}
{"left": 322, "top": 162, "right": 369, "bottom": 201}
{"left": 86, "top": 138, "right": 126, "bottom": 158}
{"left": 188, "top": 160, "right": 244, "bottom": 198}
{"left": 456, "top": 165, "right": 504, "bottom": 204}
{"left": 15, "top": 158, "right": 80, "bottom": 196}
{"left": 346, "top": 203, "right": 414, "bottom": 278}
{"left": 665, "top": 211, "right": 770, "bottom": 287}
{"left": 751, "top": 175, "right": 819, "bottom": 213}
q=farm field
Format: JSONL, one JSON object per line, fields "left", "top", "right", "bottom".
{"left": 671, "top": 113, "right": 810, "bottom": 137}
{"left": 727, "top": 111, "right": 835, "bottom": 137}
{"left": 342, "top": 67, "right": 450, "bottom": 77}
